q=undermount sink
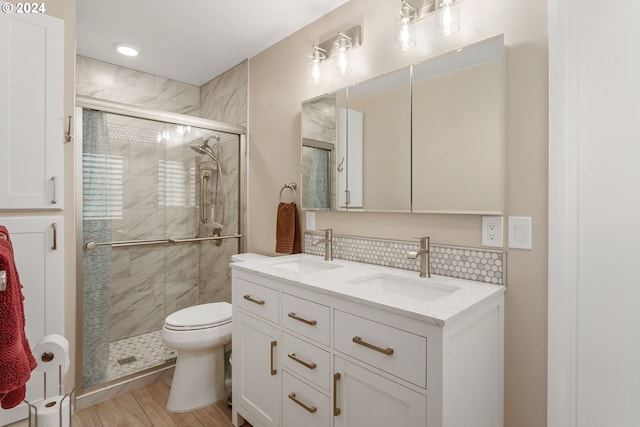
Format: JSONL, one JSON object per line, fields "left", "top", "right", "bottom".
{"left": 271, "top": 258, "right": 342, "bottom": 274}
{"left": 348, "top": 273, "right": 460, "bottom": 302}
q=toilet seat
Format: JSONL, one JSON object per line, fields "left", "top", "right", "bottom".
{"left": 164, "top": 302, "right": 231, "bottom": 331}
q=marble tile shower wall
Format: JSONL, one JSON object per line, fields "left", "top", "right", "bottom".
{"left": 196, "top": 134, "right": 241, "bottom": 305}
{"left": 198, "top": 61, "right": 247, "bottom": 305}
{"left": 108, "top": 120, "right": 201, "bottom": 342}
{"left": 304, "top": 232, "right": 506, "bottom": 285}
{"left": 200, "top": 60, "right": 248, "bottom": 126}
{"left": 76, "top": 56, "right": 201, "bottom": 115}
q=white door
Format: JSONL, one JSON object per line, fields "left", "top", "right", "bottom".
{"left": 0, "top": 216, "right": 65, "bottom": 426}
{"left": 234, "top": 311, "right": 280, "bottom": 427}
{"left": 333, "top": 357, "right": 426, "bottom": 427}
{"left": 338, "top": 108, "right": 363, "bottom": 209}
{"left": 0, "top": 9, "right": 64, "bottom": 209}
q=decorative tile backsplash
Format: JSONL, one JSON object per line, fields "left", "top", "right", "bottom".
{"left": 304, "top": 232, "right": 506, "bottom": 285}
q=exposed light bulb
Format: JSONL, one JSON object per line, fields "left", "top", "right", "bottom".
{"left": 435, "top": 0, "right": 460, "bottom": 37}
{"left": 441, "top": 4, "right": 453, "bottom": 36}
{"left": 337, "top": 47, "right": 348, "bottom": 75}
{"left": 399, "top": 21, "right": 412, "bottom": 51}
{"left": 311, "top": 60, "right": 322, "bottom": 84}
{"left": 333, "top": 33, "right": 352, "bottom": 76}
{"left": 396, "top": 0, "right": 417, "bottom": 51}
{"left": 308, "top": 45, "right": 326, "bottom": 85}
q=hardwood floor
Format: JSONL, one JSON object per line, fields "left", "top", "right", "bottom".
{"left": 72, "top": 380, "right": 251, "bottom": 427}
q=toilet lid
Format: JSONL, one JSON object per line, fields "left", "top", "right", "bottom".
{"left": 164, "top": 302, "right": 232, "bottom": 330}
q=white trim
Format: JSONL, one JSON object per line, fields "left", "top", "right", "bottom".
{"left": 547, "top": 0, "right": 579, "bottom": 426}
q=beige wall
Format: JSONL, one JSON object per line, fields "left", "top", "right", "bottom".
{"left": 248, "top": 0, "right": 548, "bottom": 426}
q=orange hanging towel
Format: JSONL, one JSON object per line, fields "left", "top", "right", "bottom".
{"left": 275, "top": 202, "right": 301, "bottom": 254}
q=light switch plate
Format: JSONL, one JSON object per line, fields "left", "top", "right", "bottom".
{"left": 306, "top": 211, "right": 316, "bottom": 231}
{"left": 508, "top": 216, "right": 532, "bottom": 249}
{"left": 482, "top": 216, "right": 503, "bottom": 247}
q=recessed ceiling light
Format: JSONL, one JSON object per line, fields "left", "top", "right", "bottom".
{"left": 115, "top": 43, "right": 139, "bottom": 57}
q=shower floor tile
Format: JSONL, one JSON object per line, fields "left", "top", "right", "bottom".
{"left": 106, "top": 330, "right": 176, "bottom": 381}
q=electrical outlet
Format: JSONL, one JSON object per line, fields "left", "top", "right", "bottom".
{"left": 482, "top": 216, "right": 503, "bottom": 247}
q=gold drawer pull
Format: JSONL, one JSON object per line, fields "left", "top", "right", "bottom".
{"left": 270, "top": 340, "right": 277, "bottom": 375}
{"left": 288, "top": 392, "right": 317, "bottom": 414}
{"left": 244, "top": 294, "right": 265, "bottom": 305}
{"left": 333, "top": 373, "right": 341, "bottom": 416}
{"left": 288, "top": 353, "right": 317, "bottom": 370}
{"left": 288, "top": 312, "right": 317, "bottom": 326}
{"left": 352, "top": 336, "right": 394, "bottom": 356}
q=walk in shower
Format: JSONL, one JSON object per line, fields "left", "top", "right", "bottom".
{"left": 76, "top": 96, "right": 245, "bottom": 391}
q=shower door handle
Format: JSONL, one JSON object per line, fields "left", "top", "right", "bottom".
{"left": 51, "top": 177, "right": 57, "bottom": 204}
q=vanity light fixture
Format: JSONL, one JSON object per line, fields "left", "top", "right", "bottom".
{"left": 396, "top": 0, "right": 418, "bottom": 51}
{"left": 307, "top": 25, "right": 361, "bottom": 82}
{"left": 395, "top": 0, "right": 462, "bottom": 50}
{"left": 434, "top": 0, "right": 460, "bottom": 36}
{"left": 309, "top": 45, "right": 327, "bottom": 85}
{"left": 114, "top": 43, "right": 140, "bottom": 57}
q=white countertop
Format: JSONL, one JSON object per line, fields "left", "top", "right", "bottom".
{"left": 231, "top": 253, "right": 505, "bottom": 326}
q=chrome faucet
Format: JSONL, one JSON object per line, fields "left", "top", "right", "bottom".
{"left": 312, "top": 229, "right": 333, "bottom": 261}
{"left": 407, "top": 236, "right": 430, "bottom": 278}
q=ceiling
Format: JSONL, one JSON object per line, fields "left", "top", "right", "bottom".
{"left": 76, "top": 0, "right": 350, "bottom": 86}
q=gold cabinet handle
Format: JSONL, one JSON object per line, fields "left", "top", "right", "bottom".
{"left": 51, "top": 223, "right": 58, "bottom": 250}
{"left": 270, "top": 340, "right": 277, "bottom": 375}
{"left": 288, "top": 312, "right": 317, "bottom": 326}
{"left": 333, "top": 373, "right": 341, "bottom": 416}
{"left": 244, "top": 294, "right": 265, "bottom": 305}
{"left": 288, "top": 392, "right": 317, "bottom": 414}
{"left": 287, "top": 353, "right": 317, "bottom": 370}
{"left": 352, "top": 336, "right": 394, "bottom": 356}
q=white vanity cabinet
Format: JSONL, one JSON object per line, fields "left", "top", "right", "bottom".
{"left": 0, "top": 11, "right": 64, "bottom": 209}
{"left": 333, "top": 357, "right": 426, "bottom": 427}
{"left": 233, "top": 278, "right": 281, "bottom": 427}
{"left": 232, "top": 261, "right": 504, "bottom": 427}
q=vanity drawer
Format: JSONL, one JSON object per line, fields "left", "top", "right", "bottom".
{"left": 283, "top": 371, "right": 331, "bottom": 427}
{"left": 333, "top": 310, "right": 427, "bottom": 388}
{"left": 281, "top": 293, "right": 330, "bottom": 346}
{"left": 282, "top": 332, "right": 331, "bottom": 391}
{"left": 234, "top": 278, "right": 279, "bottom": 323}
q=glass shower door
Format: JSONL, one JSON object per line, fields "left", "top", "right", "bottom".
{"left": 81, "top": 109, "right": 241, "bottom": 389}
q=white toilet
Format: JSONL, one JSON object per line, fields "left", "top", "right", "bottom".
{"left": 162, "top": 302, "right": 232, "bottom": 412}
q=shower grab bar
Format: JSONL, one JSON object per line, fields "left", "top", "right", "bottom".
{"left": 85, "top": 233, "right": 242, "bottom": 249}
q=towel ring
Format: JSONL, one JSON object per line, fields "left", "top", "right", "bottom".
{"left": 279, "top": 183, "right": 297, "bottom": 203}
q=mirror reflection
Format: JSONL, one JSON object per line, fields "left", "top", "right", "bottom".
{"left": 300, "top": 35, "right": 504, "bottom": 215}
{"left": 412, "top": 35, "right": 504, "bottom": 213}
{"left": 343, "top": 67, "right": 411, "bottom": 212}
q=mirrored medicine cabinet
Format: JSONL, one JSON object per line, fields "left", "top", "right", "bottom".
{"left": 300, "top": 34, "right": 505, "bottom": 215}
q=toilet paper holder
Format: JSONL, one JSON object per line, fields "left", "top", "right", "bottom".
{"left": 24, "top": 362, "right": 75, "bottom": 427}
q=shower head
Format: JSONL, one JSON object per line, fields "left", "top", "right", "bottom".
{"left": 190, "top": 135, "right": 220, "bottom": 160}
{"left": 190, "top": 144, "right": 214, "bottom": 158}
